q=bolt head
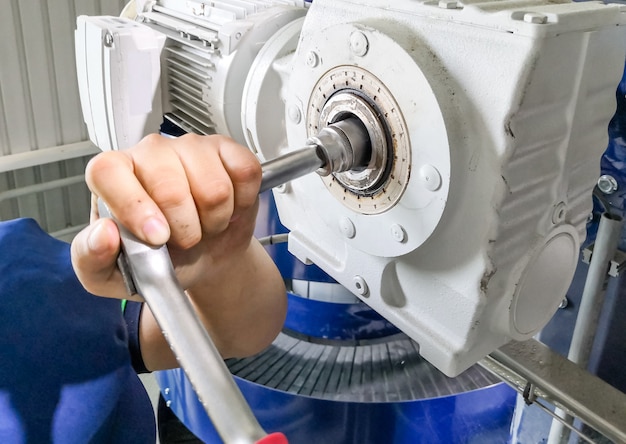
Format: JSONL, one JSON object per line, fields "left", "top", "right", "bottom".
{"left": 390, "top": 224, "right": 407, "bottom": 243}
{"left": 339, "top": 217, "right": 356, "bottom": 239}
{"left": 103, "top": 33, "right": 114, "bottom": 47}
{"left": 274, "top": 183, "right": 289, "bottom": 194}
{"left": 597, "top": 175, "right": 618, "bottom": 195}
{"left": 353, "top": 276, "right": 369, "bottom": 297}
{"left": 306, "top": 51, "right": 319, "bottom": 68}
{"left": 419, "top": 164, "right": 442, "bottom": 191}
{"left": 349, "top": 31, "right": 369, "bottom": 57}
{"left": 288, "top": 104, "right": 301, "bottom": 124}
{"left": 551, "top": 201, "right": 567, "bottom": 224}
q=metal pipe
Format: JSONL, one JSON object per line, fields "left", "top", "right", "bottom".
{"left": 0, "top": 175, "right": 85, "bottom": 202}
{"left": 259, "top": 145, "right": 323, "bottom": 193}
{"left": 259, "top": 116, "right": 371, "bottom": 193}
{"left": 308, "top": 117, "right": 371, "bottom": 176}
{"left": 481, "top": 338, "right": 626, "bottom": 444}
{"left": 547, "top": 212, "right": 624, "bottom": 444}
{"left": 0, "top": 141, "right": 98, "bottom": 173}
{"left": 122, "top": 228, "right": 268, "bottom": 443}
{"left": 568, "top": 212, "right": 623, "bottom": 365}
{"left": 99, "top": 198, "right": 269, "bottom": 444}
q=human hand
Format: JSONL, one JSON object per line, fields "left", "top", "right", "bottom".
{"left": 71, "top": 133, "right": 262, "bottom": 301}
{"left": 71, "top": 133, "right": 285, "bottom": 365}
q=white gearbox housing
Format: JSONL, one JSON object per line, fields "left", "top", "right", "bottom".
{"left": 77, "top": 0, "right": 626, "bottom": 377}
{"left": 254, "top": 0, "right": 626, "bottom": 375}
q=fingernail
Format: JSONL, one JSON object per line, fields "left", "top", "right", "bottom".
{"left": 87, "top": 221, "right": 109, "bottom": 253}
{"left": 142, "top": 217, "right": 169, "bottom": 245}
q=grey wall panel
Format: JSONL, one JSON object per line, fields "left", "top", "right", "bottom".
{"left": 0, "top": 0, "right": 127, "bottom": 238}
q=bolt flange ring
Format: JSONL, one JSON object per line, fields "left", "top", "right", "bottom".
{"left": 307, "top": 66, "right": 411, "bottom": 215}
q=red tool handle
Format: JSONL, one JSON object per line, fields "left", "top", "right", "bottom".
{"left": 256, "top": 432, "right": 289, "bottom": 444}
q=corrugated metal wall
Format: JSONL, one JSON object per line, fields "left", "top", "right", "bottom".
{"left": 0, "top": 0, "right": 128, "bottom": 240}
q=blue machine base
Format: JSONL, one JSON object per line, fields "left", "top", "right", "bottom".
{"left": 156, "top": 369, "right": 516, "bottom": 444}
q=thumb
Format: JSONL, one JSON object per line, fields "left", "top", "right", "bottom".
{"left": 71, "top": 218, "right": 136, "bottom": 300}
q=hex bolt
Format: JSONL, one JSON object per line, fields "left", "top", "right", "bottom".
{"left": 390, "top": 223, "right": 407, "bottom": 243}
{"left": 597, "top": 174, "right": 618, "bottom": 195}
{"left": 349, "top": 31, "right": 369, "bottom": 57}
{"left": 166, "top": 400, "right": 172, "bottom": 407}
{"left": 164, "top": 387, "right": 170, "bottom": 395}
{"left": 523, "top": 12, "right": 548, "bottom": 24}
{"left": 306, "top": 51, "right": 319, "bottom": 68}
{"left": 353, "top": 276, "right": 369, "bottom": 297}
{"left": 339, "top": 217, "right": 356, "bottom": 239}
{"left": 559, "top": 298, "right": 569, "bottom": 309}
{"left": 103, "top": 33, "right": 114, "bottom": 47}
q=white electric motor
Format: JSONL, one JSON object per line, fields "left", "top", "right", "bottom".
{"left": 76, "top": 0, "right": 626, "bottom": 376}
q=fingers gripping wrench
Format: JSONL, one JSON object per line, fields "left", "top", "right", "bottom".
{"left": 100, "top": 118, "right": 370, "bottom": 444}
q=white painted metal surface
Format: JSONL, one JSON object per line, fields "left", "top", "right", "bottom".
{"left": 0, "top": 0, "right": 126, "bottom": 239}
{"left": 267, "top": 0, "right": 626, "bottom": 376}
{"left": 76, "top": 0, "right": 307, "bottom": 152}
{"left": 77, "top": 0, "right": 626, "bottom": 376}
